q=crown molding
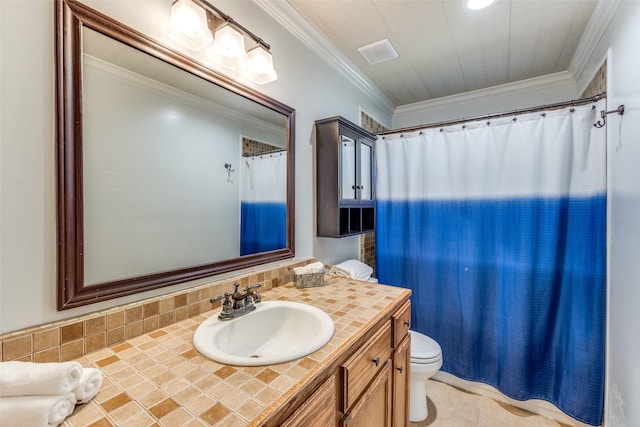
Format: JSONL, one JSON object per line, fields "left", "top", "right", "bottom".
{"left": 568, "top": 0, "right": 621, "bottom": 82}
{"left": 254, "top": 0, "right": 396, "bottom": 115}
{"left": 394, "top": 71, "right": 576, "bottom": 116}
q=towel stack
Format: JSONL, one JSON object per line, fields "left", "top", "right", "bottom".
{"left": 292, "top": 261, "right": 325, "bottom": 275}
{"left": 0, "top": 361, "right": 103, "bottom": 427}
{"left": 328, "top": 259, "right": 374, "bottom": 282}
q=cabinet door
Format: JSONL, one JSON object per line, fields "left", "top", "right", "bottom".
{"left": 342, "top": 359, "right": 392, "bottom": 427}
{"left": 281, "top": 375, "right": 338, "bottom": 427}
{"left": 340, "top": 134, "right": 357, "bottom": 202}
{"left": 359, "top": 140, "right": 373, "bottom": 202}
{"left": 393, "top": 335, "right": 411, "bottom": 427}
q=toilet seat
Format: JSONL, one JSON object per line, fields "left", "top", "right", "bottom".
{"left": 410, "top": 330, "right": 442, "bottom": 364}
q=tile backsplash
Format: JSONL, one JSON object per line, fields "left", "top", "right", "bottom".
{"left": 0, "top": 259, "right": 312, "bottom": 363}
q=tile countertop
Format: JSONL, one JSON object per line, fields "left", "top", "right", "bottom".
{"left": 62, "top": 277, "right": 411, "bottom": 427}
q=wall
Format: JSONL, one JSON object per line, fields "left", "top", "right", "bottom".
{"left": 0, "top": 0, "right": 390, "bottom": 334}
{"left": 584, "top": 2, "right": 640, "bottom": 426}
{"left": 391, "top": 72, "right": 577, "bottom": 129}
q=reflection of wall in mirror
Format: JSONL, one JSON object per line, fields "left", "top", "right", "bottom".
{"left": 81, "top": 56, "right": 282, "bottom": 285}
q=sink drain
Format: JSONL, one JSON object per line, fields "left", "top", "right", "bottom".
{"left": 250, "top": 355, "right": 261, "bottom": 358}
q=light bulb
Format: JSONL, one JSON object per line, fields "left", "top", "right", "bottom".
{"left": 212, "top": 24, "right": 248, "bottom": 70}
{"left": 246, "top": 45, "right": 278, "bottom": 84}
{"left": 167, "top": 0, "right": 213, "bottom": 51}
{"left": 465, "top": 0, "right": 497, "bottom": 10}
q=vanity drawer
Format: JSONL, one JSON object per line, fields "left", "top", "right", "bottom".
{"left": 341, "top": 321, "right": 392, "bottom": 411}
{"left": 392, "top": 300, "right": 411, "bottom": 348}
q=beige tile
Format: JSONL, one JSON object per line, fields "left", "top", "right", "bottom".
{"left": 126, "top": 321, "right": 143, "bottom": 339}
{"left": 61, "top": 322, "right": 84, "bottom": 343}
{"left": 100, "top": 392, "right": 132, "bottom": 413}
{"left": 174, "top": 294, "right": 187, "bottom": 308}
{"left": 33, "top": 328, "right": 59, "bottom": 352}
{"left": 107, "top": 311, "right": 125, "bottom": 329}
{"left": 107, "top": 328, "right": 125, "bottom": 346}
{"left": 143, "top": 301, "right": 159, "bottom": 318}
{"left": 3, "top": 334, "right": 32, "bottom": 360}
{"left": 85, "top": 332, "right": 106, "bottom": 353}
{"left": 108, "top": 401, "right": 145, "bottom": 425}
{"left": 158, "top": 297, "right": 174, "bottom": 314}
{"left": 149, "top": 397, "right": 179, "bottom": 419}
{"left": 65, "top": 400, "right": 107, "bottom": 427}
{"left": 143, "top": 316, "right": 159, "bottom": 333}
{"left": 85, "top": 317, "right": 106, "bottom": 336}
{"left": 160, "top": 406, "right": 193, "bottom": 426}
{"left": 34, "top": 347, "right": 60, "bottom": 363}
{"left": 61, "top": 339, "right": 84, "bottom": 361}
{"left": 200, "top": 402, "right": 230, "bottom": 425}
{"left": 236, "top": 399, "right": 265, "bottom": 422}
{"left": 125, "top": 306, "right": 143, "bottom": 324}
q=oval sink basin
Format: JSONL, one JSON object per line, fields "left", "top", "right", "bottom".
{"left": 193, "top": 301, "right": 335, "bottom": 366}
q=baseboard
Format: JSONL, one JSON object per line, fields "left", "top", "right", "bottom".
{"left": 432, "top": 371, "right": 597, "bottom": 427}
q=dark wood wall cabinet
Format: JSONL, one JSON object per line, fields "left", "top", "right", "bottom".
{"left": 316, "top": 116, "right": 376, "bottom": 237}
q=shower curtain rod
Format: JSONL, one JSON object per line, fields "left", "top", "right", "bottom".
{"left": 377, "top": 93, "right": 607, "bottom": 136}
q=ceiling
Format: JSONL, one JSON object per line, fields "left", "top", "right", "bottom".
{"left": 268, "top": 0, "right": 600, "bottom": 108}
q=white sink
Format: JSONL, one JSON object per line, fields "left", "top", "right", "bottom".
{"left": 193, "top": 301, "right": 335, "bottom": 366}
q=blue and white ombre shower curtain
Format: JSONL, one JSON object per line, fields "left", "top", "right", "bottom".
{"left": 376, "top": 101, "right": 607, "bottom": 425}
{"left": 240, "top": 152, "right": 287, "bottom": 256}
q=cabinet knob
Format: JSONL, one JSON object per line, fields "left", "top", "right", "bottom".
{"left": 352, "top": 185, "right": 356, "bottom": 189}
{"left": 403, "top": 320, "right": 410, "bottom": 327}
{"left": 372, "top": 357, "right": 380, "bottom": 367}
{"left": 397, "top": 366, "right": 404, "bottom": 373}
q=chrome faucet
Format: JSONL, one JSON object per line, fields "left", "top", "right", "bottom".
{"left": 210, "top": 282, "right": 262, "bottom": 320}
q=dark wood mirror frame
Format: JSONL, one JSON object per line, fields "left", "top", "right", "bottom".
{"left": 56, "top": 0, "right": 295, "bottom": 310}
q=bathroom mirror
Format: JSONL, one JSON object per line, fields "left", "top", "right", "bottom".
{"left": 56, "top": 0, "right": 295, "bottom": 309}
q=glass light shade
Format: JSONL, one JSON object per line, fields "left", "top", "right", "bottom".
{"left": 246, "top": 45, "right": 278, "bottom": 84}
{"left": 465, "top": 0, "right": 497, "bottom": 10}
{"left": 212, "top": 24, "right": 248, "bottom": 69}
{"left": 167, "top": 0, "right": 213, "bottom": 51}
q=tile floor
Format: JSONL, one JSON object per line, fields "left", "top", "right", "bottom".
{"left": 410, "top": 380, "right": 574, "bottom": 427}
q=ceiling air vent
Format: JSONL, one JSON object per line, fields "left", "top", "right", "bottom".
{"left": 357, "top": 39, "right": 399, "bottom": 65}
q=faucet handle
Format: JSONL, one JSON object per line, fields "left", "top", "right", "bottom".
{"left": 246, "top": 283, "right": 262, "bottom": 303}
{"left": 210, "top": 292, "right": 232, "bottom": 304}
{"left": 211, "top": 293, "right": 233, "bottom": 316}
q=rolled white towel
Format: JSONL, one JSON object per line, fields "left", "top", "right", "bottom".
{"left": 0, "top": 392, "right": 76, "bottom": 427}
{"left": 0, "top": 361, "right": 83, "bottom": 397}
{"left": 293, "top": 261, "right": 324, "bottom": 275}
{"left": 72, "top": 368, "right": 103, "bottom": 403}
{"left": 329, "top": 259, "right": 373, "bottom": 282}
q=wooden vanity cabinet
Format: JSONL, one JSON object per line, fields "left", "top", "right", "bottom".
{"left": 316, "top": 116, "right": 377, "bottom": 237}
{"left": 281, "top": 374, "right": 339, "bottom": 427}
{"left": 393, "top": 334, "right": 411, "bottom": 427}
{"left": 278, "top": 298, "right": 411, "bottom": 427}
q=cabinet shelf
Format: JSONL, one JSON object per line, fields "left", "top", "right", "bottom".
{"left": 316, "top": 117, "right": 376, "bottom": 238}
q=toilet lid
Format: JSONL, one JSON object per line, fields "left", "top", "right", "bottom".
{"left": 410, "top": 330, "right": 442, "bottom": 362}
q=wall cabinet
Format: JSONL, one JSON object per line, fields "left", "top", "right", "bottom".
{"left": 316, "top": 116, "right": 376, "bottom": 237}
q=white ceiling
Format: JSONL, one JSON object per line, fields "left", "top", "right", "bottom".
{"left": 261, "top": 0, "right": 601, "bottom": 108}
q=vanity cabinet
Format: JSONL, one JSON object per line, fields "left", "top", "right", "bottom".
{"left": 316, "top": 116, "right": 376, "bottom": 237}
{"left": 281, "top": 375, "right": 338, "bottom": 427}
{"left": 277, "top": 297, "right": 411, "bottom": 427}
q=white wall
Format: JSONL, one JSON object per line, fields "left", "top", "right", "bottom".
{"left": 0, "top": 0, "right": 390, "bottom": 333}
{"left": 392, "top": 72, "right": 577, "bottom": 129}
{"left": 585, "top": 2, "right": 640, "bottom": 426}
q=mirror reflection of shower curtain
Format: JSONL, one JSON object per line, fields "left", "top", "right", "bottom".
{"left": 240, "top": 153, "right": 287, "bottom": 256}
{"left": 376, "top": 100, "right": 606, "bottom": 426}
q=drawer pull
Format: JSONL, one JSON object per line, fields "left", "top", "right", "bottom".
{"left": 397, "top": 366, "right": 404, "bottom": 373}
{"left": 372, "top": 357, "right": 380, "bottom": 367}
{"left": 403, "top": 320, "right": 410, "bottom": 326}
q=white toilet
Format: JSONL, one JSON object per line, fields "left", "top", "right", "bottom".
{"left": 409, "top": 330, "right": 443, "bottom": 422}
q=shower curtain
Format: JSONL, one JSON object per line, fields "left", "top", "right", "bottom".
{"left": 376, "top": 101, "right": 606, "bottom": 425}
{"left": 240, "top": 153, "right": 286, "bottom": 256}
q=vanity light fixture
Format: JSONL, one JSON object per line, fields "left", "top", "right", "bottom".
{"left": 211, "top": 23, "right": 248, "bottom": 69}
{"left": 245, "top": 45, "right": 278, "bottom": 84}
{"left": 464, "top": 0, "right": 497, "bottom": 10}
{"left": 167, "top": 0, "right": 277, "bottom": 84}
{"left": 167, "top": 0, "right": 213, "bottom": 51}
